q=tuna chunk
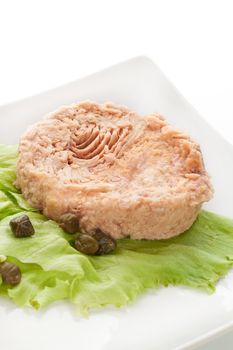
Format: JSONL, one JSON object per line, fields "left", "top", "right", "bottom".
{"left": 16, "top": 101, "right": 213, "bottom": 239}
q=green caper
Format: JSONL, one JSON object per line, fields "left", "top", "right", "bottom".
{"left": 59, "top": 213, "right": 80, "bottom": 234}
{"left": 0, "top": 262, "right": 21, "bottom": 286}
{"left": 9, "top": 215, "right": 35, "bottom": 238}
{"left": 94, "top": 230, "right": 117, "bottom": 255}
{"left": 74, "top": 234, "right": 99, "bottom": 255}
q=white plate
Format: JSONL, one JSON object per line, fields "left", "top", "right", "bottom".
{"left": 0, "top": 57, "right": 233, "bottom": 350}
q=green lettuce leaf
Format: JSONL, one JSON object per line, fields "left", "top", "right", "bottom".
{"left": 0, "top": 144, "right": 19, "bottom": 192}
{"left": 0, "top": 144, "right": 233, "bottom": 314}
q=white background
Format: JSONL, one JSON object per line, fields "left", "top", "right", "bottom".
{"left": 0, "top": 1, "right": 233, "bottom": 349}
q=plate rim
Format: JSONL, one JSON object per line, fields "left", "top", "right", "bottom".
{"left": 175, "top": 318, "right": 233, "bottom": 350}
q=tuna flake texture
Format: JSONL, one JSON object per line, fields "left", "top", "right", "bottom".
{"left": 16, "top": 101, "right": 213, "bottom": 239}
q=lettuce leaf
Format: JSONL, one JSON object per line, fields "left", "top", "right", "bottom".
{"left": 0, "top": 144, "right": 19, "bottom": 192}
{"left": 0, "top": 144, "right": 233, "bottom": 314}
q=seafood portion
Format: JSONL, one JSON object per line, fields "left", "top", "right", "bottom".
{"left": 16, "top": 101, "right": 213, "bottom": 239}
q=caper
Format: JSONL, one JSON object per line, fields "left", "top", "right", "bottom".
{"left": 94, "top": 229, "right": 117, "bottom": 255}
{"left": 59, "top": 213, "right": 80, "bottom": 234}
{"left": 0, "top": 262, "right": 21, "bottom": 286}
{"left": 9, "top": 215, "right": 35, "bottom": 238}
{"left": 74, "top": 234, "right": 99, "bottom": 255}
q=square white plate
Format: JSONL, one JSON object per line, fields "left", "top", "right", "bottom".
{"left": 1, "top": 57, "right": 233, "bottom": 350}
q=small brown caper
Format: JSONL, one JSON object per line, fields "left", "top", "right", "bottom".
{"left": 59, "top": 213, "right": 80, "bottom": 234}
{"left": 0, "top": 262, "right": 21, "bottom": 286}
{"left": 10, "top": 215, "right": 35, "bottom": 238}
{"left": 74, "top": 234, "right": 99, "bottom": 255}
{"left": 94, "top": 230, "right": 117, "bottom": 255}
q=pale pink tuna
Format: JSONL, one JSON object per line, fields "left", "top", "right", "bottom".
{"left": 16, "top": 101, "right": 213, "bottom": 239}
